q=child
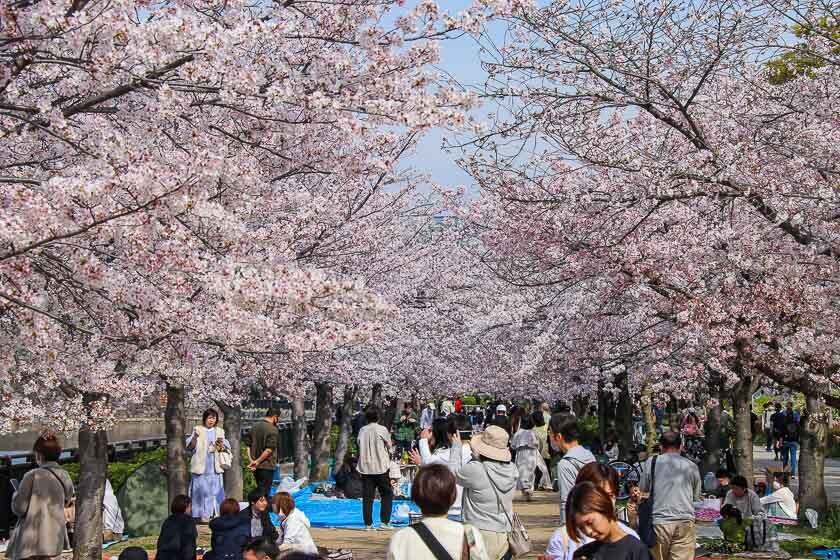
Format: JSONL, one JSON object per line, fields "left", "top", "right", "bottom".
{"left": 625, "top": 482, "right": 641, "bottom": 531}
{"left": 719, "top": 504, "right": 746, "bottom": 553}
{"left": 604, "top": 431, "right": 619, "bottom": 462}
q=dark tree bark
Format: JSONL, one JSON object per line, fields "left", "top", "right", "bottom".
{"left": 572, "top": 396, "right": 589, "bottom": 419}
{"left": 73, "top": 393, "right": 108, "bottom": 560}
{"left": 615, "top": 371, "right": 634, "bottom": 458}
{"left": 798, "top": 394, "right": 828, "bottom": 516}
{"left": 384, "top": 397, "right": 402, "bottom": 430}
{"left": 370, "top": 383, "right": 383, "bottom": 411}
{"left": 730, "top": 376, "right": 758, "bottom": 480}
{"left": 165, "top": 383, "right": 189, "bottom": 502}
{"left": 309, "top": 383, "right": 334, "bottom": 481}
{"left": 333, "top": 385, "right": 358, "bottom": 473}
{"left": 216, "top": 400, "right": 243, "bottom": 500}
{"left": 597, "top": 381, "right": 610, "bottom": 444}
{"left": 702, "top": 383, "right": 723, "bottom": 476}
{"left": 292, "top": 397, "right": 309, "bottom": 479}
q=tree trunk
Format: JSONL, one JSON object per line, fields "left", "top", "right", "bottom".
{"left": 309, "top": 383, "right": 334, "bottom": 481}
{"left": 216, "top": 400, "right": 243, "bottom": 500}
{"left": 615, "top": 371, "right": 634, "bottom": 458}
{"left": 292, "top": 397, "right": 309, "bottom": 479}
{"left": 73, "top": 394, "right": 108, "bottom": 560}
{"left": 597, "top": 381, "right": 609, "bottom": 445}
{"left": 641, "top": 385, "right": 657, "bottom": 454}
{"left": 731, "top": 379, "right": 755, "bottom": 481}
{"left": 384, "top": 397, "right": 402, "bottom": 430}
{"left": 165, "top": 383, "right": 189, "bottom": 502}
{"left": 334, "top": 385, "right": 358, "bottom": 474}
{"left": 798, "top": 394, "right": 828, "bottom": 516}
{"left": 370, "top": 383, "right": 383, "bottom": 411}
{"left": 572, "top": 396, "right": 589, "bottom": 419}
{"left": 702, "top": 385, "right": 723, "bottom": 476}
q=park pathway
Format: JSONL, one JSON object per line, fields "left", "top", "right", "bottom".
{"left": 751, "top": 445, "right": 840, "bottom": 503}
{"left": 310, "top": 490, "right": 559, "bottom": 560}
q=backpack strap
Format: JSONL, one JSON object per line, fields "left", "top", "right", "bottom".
{"left": 649, "top": 456, "right": 657, "bottom": 507}
{"left": 411, "top": 523, "right": 455, "bottom": 560}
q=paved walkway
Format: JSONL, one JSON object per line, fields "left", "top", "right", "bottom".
{"left": 751, "top": 445, "right": 840, "bottom": 502}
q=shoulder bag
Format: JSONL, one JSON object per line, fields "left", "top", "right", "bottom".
{"left": 637, "top": 456, "right": 657, "bottom": 547}
{"left": 483, "top": 464, "right": 531, "bottom": 557}
{"left": 411, "top": 522, "right": 470, "bottom": 560}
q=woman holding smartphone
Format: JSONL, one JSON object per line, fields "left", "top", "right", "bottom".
{"left": 187, "top": 408, "right": 231, "bottom": 523}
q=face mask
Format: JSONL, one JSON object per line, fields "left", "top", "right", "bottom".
{"left": 549, "top": 435, "right": 560, "bottom": 452}
{"left": 772, "top": 481, "right": 782, "bottom": 490}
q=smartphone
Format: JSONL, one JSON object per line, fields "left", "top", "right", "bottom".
{"left": 459, "top": 430, "right": 473, "bottom": 440}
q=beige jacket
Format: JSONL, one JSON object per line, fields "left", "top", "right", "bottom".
{"left": 9, "top": 463, "right": 74, "bottom": 560}
{"left": 189, "top": 426, "right": 227, "bottom": 475}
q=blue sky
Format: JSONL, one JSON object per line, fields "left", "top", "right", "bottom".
{"left": 392, "top": 1, "right": 497, "bottom": 190}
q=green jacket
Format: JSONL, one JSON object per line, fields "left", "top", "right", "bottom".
{"left": 395, "top": 412, "right": 418, "bottom": 442}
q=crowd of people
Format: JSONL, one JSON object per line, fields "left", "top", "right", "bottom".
{"left": 4, "top": 398, "right": 807, "bottom": 560}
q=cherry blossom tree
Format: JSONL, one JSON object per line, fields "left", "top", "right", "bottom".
{"left": 458, "top": 0, "right": 839, "bottom": 509}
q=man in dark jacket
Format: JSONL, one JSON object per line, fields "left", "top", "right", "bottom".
{"left": 156, "top": 495, "right": 197, "bottom": 560}
{"left": 239, "top": 489, "right": 278, "bottom": 542}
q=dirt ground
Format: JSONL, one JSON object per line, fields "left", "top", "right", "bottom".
{"left": 96, "top": 489, "right": 560, "bottom": 560}
{"left": 308, "top": 489, "right": 560, "bottom": 559}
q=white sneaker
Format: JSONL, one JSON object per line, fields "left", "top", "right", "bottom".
{"left": 364, "top": 525, "right": 375, "bottom": 531}
{"left": 382, "top": 523, "right": 395, "bottom": 530}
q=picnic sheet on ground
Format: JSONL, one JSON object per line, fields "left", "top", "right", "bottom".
{"left": 693, "top": 500, "right": 798, "bottom": 526}
{"left": 270, "top": 485, "right": 421, "bottom": 529}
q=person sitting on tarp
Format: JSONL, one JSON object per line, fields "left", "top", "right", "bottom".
{"left": 760, "top": 472, "right": 797, "bottom": 520}
{"left": 239, "top": 489, "right": 279, "bottom": 542}
{"left": 334, "top": 455, "right": 363, "bottom": 499}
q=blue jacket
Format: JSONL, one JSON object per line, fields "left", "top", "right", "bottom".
{"left": 205, "top": 515, "right": 251, "bottom": 560}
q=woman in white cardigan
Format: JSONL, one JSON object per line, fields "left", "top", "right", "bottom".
{"left": 273, "top": 492, "right": 318, "bottom": 555}
{"left": 409, "top": 418, "right": 472, "bottom": 521}
{"left": 186, "top": 408, "right": 231, "bottom": 522}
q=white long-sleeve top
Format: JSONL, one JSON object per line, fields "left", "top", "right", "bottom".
{"left": 418, "top": 439, "right": 472, "bottom": 518}
{"left": 278, "top": 509, "right": 317, "bottom": 554}
{"left": 760, "top": 487, "right": 797, "bottom": 519}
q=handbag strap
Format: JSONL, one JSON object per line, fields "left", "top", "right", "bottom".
{"left": 41, "top": 467, "right": 70, "bottom": 505}
{"left": 482, "top": 463, "right": 514, "bottom": 529}
{"left": 411, "top": 522, "right": 455, "bottom": 560}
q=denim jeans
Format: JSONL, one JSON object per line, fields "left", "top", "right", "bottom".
{"left": 783, "top": 442, "right": 799, "bottom": 475}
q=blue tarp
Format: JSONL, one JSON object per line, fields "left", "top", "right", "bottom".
{"left": 270, "top": 485, "right": 420, "bottom": 529}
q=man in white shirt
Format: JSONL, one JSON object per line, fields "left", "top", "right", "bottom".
{"left": 357, "top": 407, "right": 394, "bottom": 530}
